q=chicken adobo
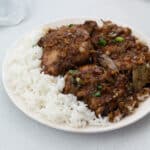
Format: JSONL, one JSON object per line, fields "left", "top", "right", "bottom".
{"left": 38, "top": 20, "right": 150, "bottom": 122}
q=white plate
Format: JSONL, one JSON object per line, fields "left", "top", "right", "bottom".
{"left": 2, "top": 18, "right": 150, "bottom": 133}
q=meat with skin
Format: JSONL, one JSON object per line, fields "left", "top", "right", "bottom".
{"left": 63, "top": 64, "right": 129, "bottom": 118}
{"left": 38, "top": 20, "right": 150, "bottom": 122}
{"left": 91, "top": 21, "right": 150, "bottom": 71}
{"left": 38, "top": 21, "right": 98, "bottom": 76}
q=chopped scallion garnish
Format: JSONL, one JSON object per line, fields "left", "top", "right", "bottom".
{"left": 69, "top": 69, "right": 78, "bottom": 75}
{"left": 115, "top": 36, "right": 124, "bottom": 42}
{"left": 97, "top": 85, "right": 102, "bottom": 90}
{"left": 68, "top": 24, "right": 74, "bottom": 27}
{"left": 92, "top": 91, "right": 101, "bottom": 97}
{"left": 98, "top": 38, "right": 107, "bottom": 46}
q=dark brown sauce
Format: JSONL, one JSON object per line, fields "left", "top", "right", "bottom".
{"left": 38, "top": 20, "right": 150, "bottom": 122}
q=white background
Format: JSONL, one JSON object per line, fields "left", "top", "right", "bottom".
{"left": 0, "top": 0, "right": 150, "bottom": 150}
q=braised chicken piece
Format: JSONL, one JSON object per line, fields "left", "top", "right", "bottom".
{"left": 64, "top": 64, "right": 114, "bottom": 100}
{"left": 63, "top": 64, "right": 137, "bottom": 120}
{"left": 91, "top": 21, "right": 150, "bottom": 71}
{"left": 91, "top": 21, "right": 150, "bottom": 90}
{"left": 38, "top": 20, "right": 150, "bottom": 122}
{"left": 38, "top": 21, "right": 98, "bottom": 76}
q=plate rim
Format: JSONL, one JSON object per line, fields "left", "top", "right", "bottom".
{"left": 2, "top": 17, "right": 150, "bottom": 133}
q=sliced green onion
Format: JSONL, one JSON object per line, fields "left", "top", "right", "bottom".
{"left": 92, "top": 91, "right": 101, "bottom": 97}
{"left": 98, "top": 38, "right": 107, "bottom": 46}
{"left": 68, "top": 69, "right": 78, "bottom": 75}
{"left": 115, "top": 36, "right": 124, "bottom": 42}
{"left": 97, "top": 85, "right": 102, "bottom": 90}
{"left": 68, "top": 24, "right": 74, "bottom": 27}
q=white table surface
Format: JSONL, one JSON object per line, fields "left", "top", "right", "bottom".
{"left": 0, "top": 0, "right": 150, "bottom": 150}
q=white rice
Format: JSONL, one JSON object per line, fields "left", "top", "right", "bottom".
{"left": 4, "top": 27, "right": 110, "bottom": 128}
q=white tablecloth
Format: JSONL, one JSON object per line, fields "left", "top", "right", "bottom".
{"left": 0, "top": 0, "right": 150, "bottom": 149}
